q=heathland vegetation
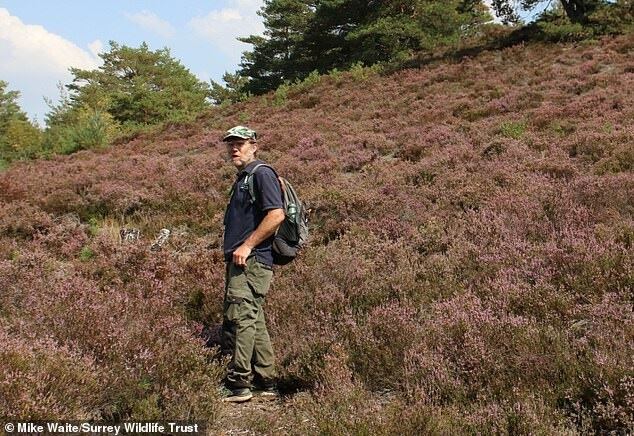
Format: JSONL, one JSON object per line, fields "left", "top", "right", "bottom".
{"left": 1, "top": 1, "right": 633, "bottom": 433}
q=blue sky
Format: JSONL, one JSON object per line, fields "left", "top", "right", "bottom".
{"left": 0, "top": 0, "right": 265, "bottom": 124}
{"left": 0, "top": 1, "right": 532, "bottom": 125}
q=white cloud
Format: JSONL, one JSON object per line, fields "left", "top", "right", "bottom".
{"left": 88, "top": 39, "right": 104, "bottom": 58}
{"left": 0, "top": 8, "right": 101, "bottom": 122}
{"left": 188, "top": 0, "right": 265, "bottom": 61}
{"left": 0, "top": 8, "right": 100, "bottom": 75}
{"left": 482, "top": 0, "right": 504, "bottom": 23}
{"left": 233, "top": 0, "right": 265, "bottom": 12}
{"left": 125, "top": 10, "right": 176, "bottom": 39}
{"left": 194, "top": 69, "right": 212, "bottom": 84}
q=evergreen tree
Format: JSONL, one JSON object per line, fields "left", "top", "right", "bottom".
{"left": 43, "top": 85, "right": 117, "bottom": 155}
{"left": 300, "top": 0, "right": 374, "bottom": 72}
{"left": 490, "top": 0, "right": 604, "bottom": 24}
{"left": 322, "top": 0, "right": 490, "bottom": 66}
{"left": 210, "top": 72, "right": 250, "bottom": 105}
{"left": 0, "top": 81, "right": 42, "bottom": 162}
{"left": 0, "top": 80, "right": 28, "bottom": 135}
{"left": 236, "top": 0, "right": 491, "bottom": 95}
{"left": 68, "top": 41, "right": 211, "bottom": 126}
{"left": 238, "top": 0, "right": 316, "bottom": 95}
{"left": 41, "top": 42, "right": 209, "bottom": 155}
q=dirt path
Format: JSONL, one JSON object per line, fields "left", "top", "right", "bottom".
{"left": 211, "top": 393, "right": 308, "bottom": 436}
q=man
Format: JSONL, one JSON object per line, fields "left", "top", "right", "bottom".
{"left": 221, "top": 125, "right": 285, "bottom": 403}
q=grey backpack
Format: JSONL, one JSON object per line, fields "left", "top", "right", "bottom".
{"left": 244, "top": 163, "right": 309, "bottom": 265}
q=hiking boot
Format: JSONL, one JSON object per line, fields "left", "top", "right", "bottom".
{"left": 222, "top": 387, "right": 253, "bottom": 403}
{"left": 253, "top": 385, "right": 279, "bottom": 398}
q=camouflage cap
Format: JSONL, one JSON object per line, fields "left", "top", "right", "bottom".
{"left": 222, "top": 125, "right": 257, "bottom": 141}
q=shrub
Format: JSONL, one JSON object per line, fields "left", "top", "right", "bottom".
{"left": 595, "top": 143, "right": 634, "bottom": 174}
{"left": 68, "top": 108, "right": 117, "bottom": 153}
{"left": 272, "top": 82, "right": 290, "bottom": 107}
{"left": 349, "top": 61, "right": 383, "bottom": 82}
{"left": 2, "top": 118, "right": 43, "bottom": 160}
{"left": 497, "top": 120, "right": 527, "bottom": 139}
{"left": 0, "top": 327, "right": 104, "bottom": 419}
{"left": 79, "top": 245, "right": 95, "bottom": 262}
{"left": 293, "top": 70, "right": 322, "bottom": 94}
{"left": 537, "top": 21, "right": 594, "bottom": 42}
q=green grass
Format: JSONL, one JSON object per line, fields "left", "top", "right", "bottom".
{"left": 79, "top": 246, "right": 95, "bottom": 262}
{"left": 498, "top": 120, "right": 527, "bottom": 139}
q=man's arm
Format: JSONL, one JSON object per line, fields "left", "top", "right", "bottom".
{"left": 233, "top": 208, "right": 285, "bottom": 266}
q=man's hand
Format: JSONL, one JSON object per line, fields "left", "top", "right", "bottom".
{"left": 233, "top": 244, "right": 252, "bottom": 267}
{"left": 232, "top": 209, "right": 285, "bottom": 267}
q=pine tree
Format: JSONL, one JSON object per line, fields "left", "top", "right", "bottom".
{"left": 68, "top": 41, "right": 210, "bottom": 126}
{"left": 236, "top": 0, "right": 491, "bottom": 95}
{"left": 490, "top": 0, "right": 604, "bottom": 24}
{"left": 0, "top": 81, "right": 42, "bottom": 162}
{"left": 210, "top": 72, "right": 250, "bottom": 105}
{"left": 238, "top": 0, "right": 316, "bottom": 95}
{"left": 350, "top": 0, "right": 490, "bottom": 64}
{"left": 0, "top": 80, "right": 28, "bottom": 135}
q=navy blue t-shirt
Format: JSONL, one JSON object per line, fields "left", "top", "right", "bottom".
{"left": 223, "top": 160, "right": 284, "bottom": 266}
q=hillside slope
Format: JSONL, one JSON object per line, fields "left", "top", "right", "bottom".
{"left": 1, "top": 34, "right": 633, "bottom": 433}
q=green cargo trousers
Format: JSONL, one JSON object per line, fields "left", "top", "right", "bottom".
{"left": 222, "top": 256, "right": 276, "bottom": 389}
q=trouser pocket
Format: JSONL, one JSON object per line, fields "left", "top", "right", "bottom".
{"left": 245, "top": 257, "right": 273, "bottom": 296}
{"left": 224, "top": 295, "right": 244, "bottom": 324}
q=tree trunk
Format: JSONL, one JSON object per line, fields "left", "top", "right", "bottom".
{"left": 560, "top": 0, "right": 592, "bottom": 24}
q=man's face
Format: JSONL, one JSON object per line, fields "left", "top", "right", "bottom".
{"left": 225, "top": 138, "right": 257, "bottom": 169}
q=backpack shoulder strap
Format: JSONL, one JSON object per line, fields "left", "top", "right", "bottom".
{"left": 248, "top": 163, "right": 277, "bottom": 178}
{"left": 246, "top": 163, "right": 286, "bottom": 205}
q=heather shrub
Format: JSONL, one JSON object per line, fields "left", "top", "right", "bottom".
{"left": 452, "top": 100, "right": 497, "bottom": 122}
{"left": 0, "top": 326, "right": 104, "bottom": 419}
{"left": 288, "top": 377, "right": 574, "bottom": 435}
{"left": 0, "top": 202, "right": 53, "bottom": 239}
{"left": 279, "top": 344, "right": 446, "bottom": 436}
{"left": 349, "top": 303, "right": 421, "bottom": 390}
{"left": 0, "top": 233, "right": 225, "bottom": 422}
{"left": 395, "top": 124, "right": 465, "bottom": 162}
{"left": 561, "top": 294, "right": 634, "bottom": 432}
{"left": 35, "top": 214, "right": 90, "bottom": 258}
{"left": 433, "top": 394, "right": 574, "bottom": 435}
{"left": 595, "top": 142, "right": 634, "bottom": 174}
{"left": 340, "top": 144, "right": 378, "bottom": 172}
